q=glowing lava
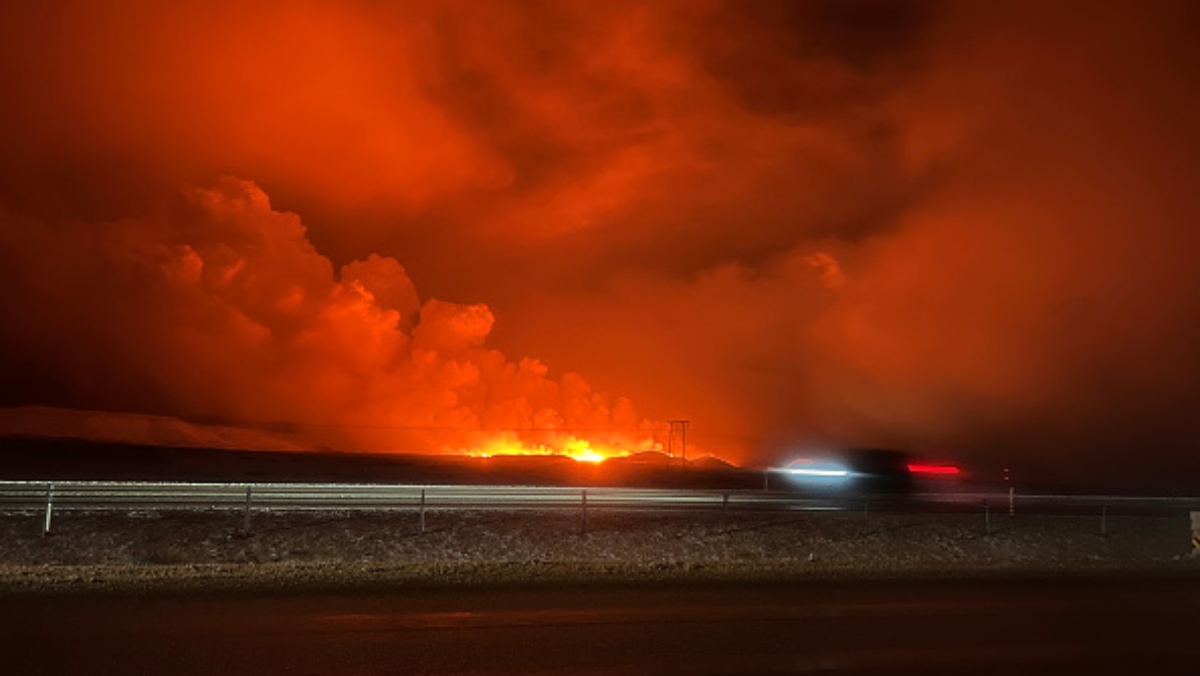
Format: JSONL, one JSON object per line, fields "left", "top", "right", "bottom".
{"left": 464, "top": 435, "right": 634, "bottom": 463}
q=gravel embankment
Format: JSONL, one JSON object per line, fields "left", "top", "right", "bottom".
{"left": 1, "top": 508, "right": 1196, "bottom": 593}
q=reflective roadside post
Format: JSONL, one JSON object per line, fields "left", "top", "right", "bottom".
{"left": 419, "top": 489, "right": 426, "bottom": 535}
{"left": 722, "top": 492, "right": 729, "bottom": 532}
{"left": 984, "top": 500, "right": 991, "bottom": 536}
{"left": 581, "top": 489, "right": 588, "bottom": 536}
{"left": 241, "top": 485, "right": 253, "bottom": 536}
{"left": 1005, "top": 468, "right": 1013, "bottom": 518}
{"left": 861, "top": 498, "right": 871, "bottom": 537}
{"left": 42, "top": 483, "right": 53, "bottom": 537}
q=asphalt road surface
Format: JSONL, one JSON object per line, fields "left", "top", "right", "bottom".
{"left": 4, "top": 576, "right": 1200, "bottom": 675}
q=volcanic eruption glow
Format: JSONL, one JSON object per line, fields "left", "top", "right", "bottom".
{"left": 3, "top": 1, "right": 1200, "bottom": 483}
{"left": 465, "top": 436, "right": 625, "bottom": 463}
{"left": 0, "top": 174, "right": 673, "bottom": 462}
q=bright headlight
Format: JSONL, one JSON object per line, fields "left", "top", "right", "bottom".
{"left": 782, "top": 466, "right": 849, "bottom": 477}
{"left": 779, "top": 459, "right": 852, "bottom": 480}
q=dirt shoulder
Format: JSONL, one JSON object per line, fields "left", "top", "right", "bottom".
{"left": 1, "top": 509, "right": 1197, "bottom": 593}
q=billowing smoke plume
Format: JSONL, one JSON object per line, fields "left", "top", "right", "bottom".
{"left": 2, "top": 1, "right": 1200, "bottom": 480}
{"left": 0, "top": 178, "right": 650, "bottom": 456}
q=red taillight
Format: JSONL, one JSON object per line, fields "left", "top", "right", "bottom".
{"left": 907, "top": 463, "right": 960, "bottom": 476}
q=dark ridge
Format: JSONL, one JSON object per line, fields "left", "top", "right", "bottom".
{"left": 0, "top": 436, "right": 766, "bottom": 490}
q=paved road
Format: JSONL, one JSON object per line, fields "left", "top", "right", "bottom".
{"left": 4, "top": 576, "right": 1200, "bottom": 675}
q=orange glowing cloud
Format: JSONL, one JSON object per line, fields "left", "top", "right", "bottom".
{"left": 0, "top": 177, "right": 668, "bottom": 459}
{"left": 2, "top": 0, "right": 1200, "bottom": 484}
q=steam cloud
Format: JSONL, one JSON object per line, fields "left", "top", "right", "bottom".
{"left": 2, "top": 1, "right": 1199, "bottom": 480}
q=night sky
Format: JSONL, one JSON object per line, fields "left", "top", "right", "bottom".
{"left": 1, "top": 1, "right": 1199, "bottom": 483}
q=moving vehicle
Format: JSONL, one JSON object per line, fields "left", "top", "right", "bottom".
{"left": 780, "top": 448, "right": 959, "bottom": 495}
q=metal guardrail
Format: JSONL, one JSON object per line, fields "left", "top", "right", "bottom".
{"left": 0, "top": 480, "right": 853, "bottom": 513}
{"left": 2, "top": 481, "right": 1198, "bottom": 515}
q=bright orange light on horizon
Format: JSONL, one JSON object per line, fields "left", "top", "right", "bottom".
{"left": 463, "top": 435, "right": 644, "bottom": 463}
{"left": 571, "top": 447, "right": 607, "bottom": 463}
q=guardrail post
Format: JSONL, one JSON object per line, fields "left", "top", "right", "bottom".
{"left": 722, "top": 492, "right": 729, "bottom": 531}
{"left": 581, "top": 489, "right": 588, "bottom": 536}
{"left": 1191, "top": 512, "right": 1200, "bottom": 558}
{"left": 241, "top": 485, "right": 253, "bottom": 536}
{"left": 419, "top": 489, "right": 426, "bottom": 534}
{"left": 42, "top": 483, "right": 54, "bottom": 537}
{"left": 1100, "top": 504, "right": 1107, "bottom": 537}
{"left": 984, "top": 500, "right": 991, "bottom": 536}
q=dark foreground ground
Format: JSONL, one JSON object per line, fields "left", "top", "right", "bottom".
{"left": 3, "top": 502, "right": 1198, "bottom": 674}
{"left": 1, "top": 508, "right": 1197, "bottom": 593}
{"left": 5, "top": 575, "right": 1200, "bottom": 675}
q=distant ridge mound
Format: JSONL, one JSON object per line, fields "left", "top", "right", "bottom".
{"left": 0, "top": 406, "right": 313, "bottom": 452}
{"left": 687, "top": 455, "right": 735, "bottom": 470}
{"left": 612, "top": 450, "right": 673, "bottom": 466}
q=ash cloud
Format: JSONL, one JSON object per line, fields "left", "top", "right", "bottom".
{"left": 0, "top": 178, "right": 647, "bottom": 454}
{"left": 1, "top": 1, "right": 1200, "bottom": 481}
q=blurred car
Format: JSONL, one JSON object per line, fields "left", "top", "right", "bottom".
{"left": 780, "top": 448, "right": 959, "bottom": 495}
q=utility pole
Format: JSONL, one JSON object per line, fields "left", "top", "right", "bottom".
{"left": 667, "top": 420, "right": 689, "bottom": 469}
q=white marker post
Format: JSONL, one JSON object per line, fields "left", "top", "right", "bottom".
{"left": 42, "top": 483, "right": 54, "bottom": 537}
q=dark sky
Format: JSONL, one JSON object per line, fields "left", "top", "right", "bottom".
{"left": 1, "top": 0, "right": 1199, "bottom": 481}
